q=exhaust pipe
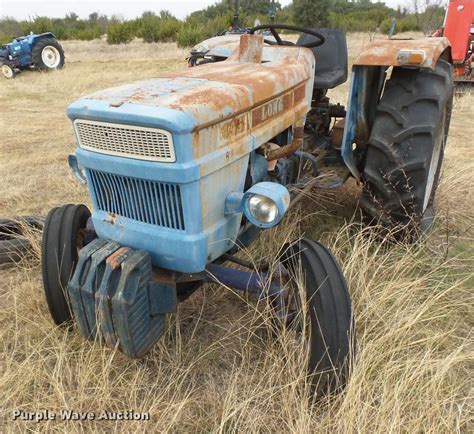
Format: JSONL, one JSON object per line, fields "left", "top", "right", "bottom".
{"left": 265, "top": 123, "right": 304, "bottom": 161}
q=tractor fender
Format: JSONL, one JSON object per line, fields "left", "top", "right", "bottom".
{"left": 342, "top": 38, "right": 453, "bottom": 181}
{"left": 29, "top": 32, "right": 56, "bottom": 44}
{"left": 354, "top": 37, "right": 451, "bottom": 70}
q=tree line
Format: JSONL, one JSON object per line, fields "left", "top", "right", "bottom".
{"left": 0, "top": 0, "right": 446, "bottom": 46}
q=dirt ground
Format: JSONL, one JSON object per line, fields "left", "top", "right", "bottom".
{"left": 0, "top": 34, "right": 472, "bottom": 432}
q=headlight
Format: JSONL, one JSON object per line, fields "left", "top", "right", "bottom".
{"left": 225, "top": 182, "right": 290, "bottom": 229}
{"left": 247, "top": 195, "right": 279, "bottom": 224}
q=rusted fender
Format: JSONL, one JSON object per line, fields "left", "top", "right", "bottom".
{"left": 354, "top": 37, "right": 451, "bottom": 69}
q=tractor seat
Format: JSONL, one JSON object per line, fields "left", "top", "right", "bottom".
{"left": 297, "top": 28, "right": 348, "bottom": 90}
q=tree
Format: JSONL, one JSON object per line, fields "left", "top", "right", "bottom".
{"left": 239, "top": 0, "right": 282, "bottom": 15}
{"left": 159, "top": 10, "right": 176, "bottom": 20}
{"left": 0, "top": 17, "right": 22, "bottom": 43}
{"left": 292, "top": 0, "right": 331, "bottom": 28}
{"left": 64, "top": 12, "right": 79, "bottom": 23}
{"left": 411, "top": 0, "right": 446, "bottom": 34}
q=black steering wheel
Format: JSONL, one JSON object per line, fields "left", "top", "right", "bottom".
{"left": 249, "top": 24, "right": 325, "bottom": 48}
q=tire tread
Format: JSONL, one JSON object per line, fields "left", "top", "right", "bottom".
{"left": 360, "top": 60, "right": 454, "bottom": 233}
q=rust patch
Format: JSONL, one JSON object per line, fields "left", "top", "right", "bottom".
{"left": 282, "top": 92, "right": 293, "bottom": 110}
{"left": 171, "top": 85, "right": 252, "bottom": 126}
{"left": 330, "top": 119, "right": 345, "bottom": 148}
{"left": 130, "top": 91, "right": 146, "bottom": 101}
{"left": 84, "top": 44, "right": 315, "bottom": 132}
{"left": 164, "top": 45, "right": 314, "bottom": 108}
{"left": 106, "top": 247, "right": 130, "bottom": 270}
{"left": 237, "top": 34, "right": 264, "bottom": 63}
{"left": 293, "top": 84, "right": 306, "bottom": 104}
{"left": 220, "top": 113, "right": 248, "bottom": 141}
{"left": 104, "top": 212, "right": 117, "bottom": 225}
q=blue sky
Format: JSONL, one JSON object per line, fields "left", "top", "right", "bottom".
{"left": 0, "top": 0, "right": 409, "bottom": 20}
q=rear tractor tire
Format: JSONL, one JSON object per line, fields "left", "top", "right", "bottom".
{"left": 31, "top": 37, "right": 65, "bottom": 71}
{"left": 281, "top": 239, "right": 355, "bottom": 396}
{"left": 41, "top": 204, "right": 90, "bottom": 326}
{"left": 360, "top": 59, "right": 453, "bottom": 238}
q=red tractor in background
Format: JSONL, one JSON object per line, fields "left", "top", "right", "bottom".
{"left": 433, "top": 0, "right": 474, "bottom": 81}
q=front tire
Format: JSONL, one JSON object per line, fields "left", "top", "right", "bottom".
{"left": 281, "top": 239, "right": 355, "bottom": 395}
{"left": 1, "top": 62, "right": 16, "bottom": 79}
{"left": 41, "top": 204, "right": 90, "bottom": 325}
{"left": 31, "top": 37, "right": 65, "bottom": 71}
{"left": 360, "top": 60, "right": 453, "bottom": 236}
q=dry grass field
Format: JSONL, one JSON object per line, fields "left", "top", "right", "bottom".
{"left": 1, "top": 33, "right": 473, "bottom": 432}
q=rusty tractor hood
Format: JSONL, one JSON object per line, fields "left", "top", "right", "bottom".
{"left": 67, "top": 35, "right": 315, "bottom": 134}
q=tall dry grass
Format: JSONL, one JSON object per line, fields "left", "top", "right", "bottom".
{"left": 0, "top": 34, "right": 473, "bottom": 432}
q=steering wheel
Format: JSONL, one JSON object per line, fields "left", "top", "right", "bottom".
{"left": 249, "top": 24, "right": 325, "bottom": 48}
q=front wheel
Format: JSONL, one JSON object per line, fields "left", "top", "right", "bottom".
{"left": 360, "top": 60, "right": 454, "bottom": 237}
{"left": 280, "top": 239, "right": 355, "bottom": 395}
{"left": 41, "top": 204, "right": 91, "bottom": 325}
{"left": 1, "top": 63, "right": 16, "bottom": 79}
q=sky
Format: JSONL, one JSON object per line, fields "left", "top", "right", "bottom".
{"left": 0, "top": 0, "right": 408, "bottom": 21}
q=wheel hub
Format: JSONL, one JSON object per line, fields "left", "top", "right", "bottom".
{"left": 41, "top": 46, "right": 61, "bottom": 68}
{"left": 1, "top": 64, "right": 13, "bottom": 78}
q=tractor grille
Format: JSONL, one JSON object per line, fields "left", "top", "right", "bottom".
{"left": 74, "top": 120, "right": 175, "bottom": 162}
{"left": 88, "top": 169, "right": 185, "bottom": 230}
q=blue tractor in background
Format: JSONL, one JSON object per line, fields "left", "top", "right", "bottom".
{"left": 0, "top": 32, "right": 65, "bottom": 79}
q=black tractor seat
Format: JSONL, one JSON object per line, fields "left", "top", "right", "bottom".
{"left": 297, "top": 28, "right": 348, "bottom": 90}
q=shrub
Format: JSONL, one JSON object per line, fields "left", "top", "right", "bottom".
{"left": 50, "top": 19, "right": 68, "bottom": 39}
{"left": 21, "top": 17, "right": 53, "bottom": 35}
{"left": 381, "top": 16, "right": 420, "bottom": 35}
{"left": 158, "top": 19, "right": 182, "bottom": 42}
{"left": 380, "top": 18, "right": 391, "bottom": 34}
{"left": 293, "top": 0, "right": 331, "bottom": 28}
{"left": 107, "top": 22, "right": 133, "bottom": 44}
{"left": 175, "top": 24, "right": 207, "bottom": 48}
{"left": 0, "top": 17, "right": 22, "bottom": 43}
{"left": 127, "top": 18, "right": 143, "bottom": 38}
{"left": 206, "top": 15, "right": 231, "bottom": 35}
{"left": 397, "top": 15, "right": 420, "bottom": 33}
{"left": 141, "top": 16, "right": 161, "bottom": 43}
{"left": 0, "top": 35, "right": 13, "bottom": 44}
{"left": 70, "top": 26, "right": 102, "bottom": 41}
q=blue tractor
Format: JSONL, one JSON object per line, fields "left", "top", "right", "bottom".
{"left": 41, "top": 23, "right": 454, "bottom": 395}
{"left": 0, "top": 32, "right": 65, "bottom": 79}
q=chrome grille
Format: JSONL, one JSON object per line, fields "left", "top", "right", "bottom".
{"left": 74, "top": 120, "right": 175, "bottom": 162}
{"left": 88, "top": 169, "right": 185, "bottom": 230}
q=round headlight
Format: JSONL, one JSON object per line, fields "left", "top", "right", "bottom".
{"left": 247, "top": 194, "right": 279, "bottom": 224}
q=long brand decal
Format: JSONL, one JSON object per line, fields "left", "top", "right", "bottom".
{"left": 251, "top": 84, "right": 306, "bottom": 128}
